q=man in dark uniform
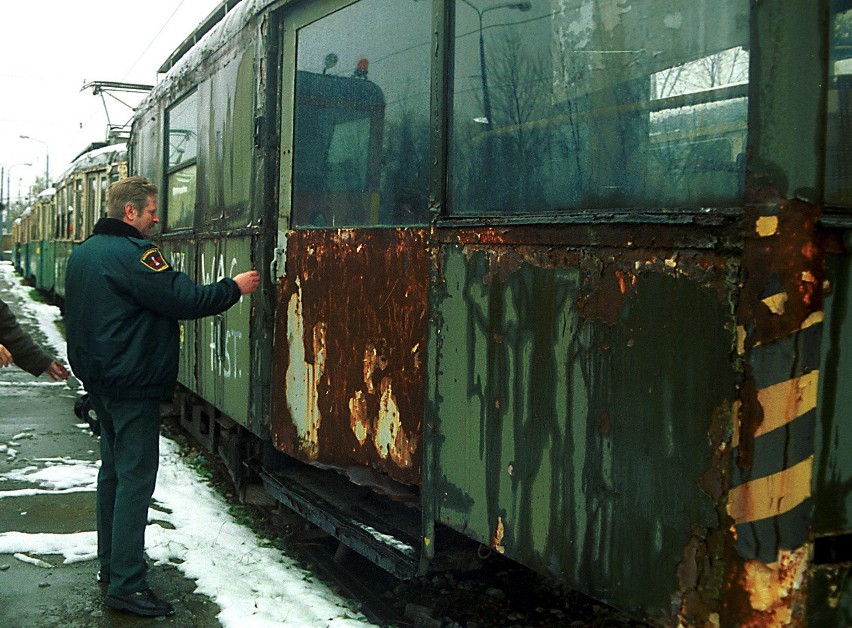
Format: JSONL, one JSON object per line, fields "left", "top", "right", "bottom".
{"left": 0, "top": 297, "right": 68, "bottom": 381}
{"left": 64, "top": 176, "right": 259, "bottom": 617}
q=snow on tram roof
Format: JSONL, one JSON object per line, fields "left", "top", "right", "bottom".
{"left": 57, "top": 143, "right": 127, "bottom": 180}
{"left": 136, "top": 0, "right": 268, "bottom": 114}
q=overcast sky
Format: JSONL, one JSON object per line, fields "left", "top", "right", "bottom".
{"left": 0, "top": 0, "right": 225, "bottom": 200}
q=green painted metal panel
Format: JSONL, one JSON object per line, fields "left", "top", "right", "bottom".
{"left": 815, "top": 251, "right": 852, "bottom": 534}
{"left": 22, "top": 242, "right": 33, "bottom": 283}
{"left": 433, "top": 244, "right": 736, "bottom": 616}
{"left": 163, "top": 241, "right": 198, "bottom": 394}
{"left": 219, "top": 235, "right": 254, "bottom": 427}
{"left": 197, "top": 239, "right": 221, "bottom": 408}
{"left": 192, "top": 236, "right": 254, "bottom": 427}
{"left": 808, "top": 564, "right": 852, "bottom": 627}
{"left": 38, "top": 240, "right": 55, "bottom": 293}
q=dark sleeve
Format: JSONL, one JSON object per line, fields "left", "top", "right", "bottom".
{"left": 0, "top": 298, "right": 52, "bottom": 376}
{"left": 127, "top": 262, "right": 242, "bottom": 321}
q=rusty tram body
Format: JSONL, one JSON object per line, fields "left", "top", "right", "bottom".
{"left": 12, "top": 0, "right": 849, "bottom": 624}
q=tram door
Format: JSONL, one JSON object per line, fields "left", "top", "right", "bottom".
{"left": 270, "top": 0, "right": 433, "bottom": 486}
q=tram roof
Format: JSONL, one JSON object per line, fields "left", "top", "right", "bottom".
{"left": 58, "top": 143, "right": 127, "bottom": 181}
{"left": 137, "top": 0, "right": 267, "bottom": 115}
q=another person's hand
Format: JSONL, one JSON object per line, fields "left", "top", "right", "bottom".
{"left": 43, "top": 360, "right": 69, "bottom": 381}
{"left": 233, "top": 270, "right": 260, "bottom": 295}
{"left": 0, "top": 344, "right": 13, "bottom": 368}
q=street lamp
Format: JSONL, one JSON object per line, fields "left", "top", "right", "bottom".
{"left": 459, "top": 1, "right": 532, "bottom": 127}
{"left": 19, "top": 135, "right": 50, "bottom": 188}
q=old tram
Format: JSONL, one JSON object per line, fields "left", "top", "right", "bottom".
{"left": 128, "top": 0, "right": 851, "bottom": 624}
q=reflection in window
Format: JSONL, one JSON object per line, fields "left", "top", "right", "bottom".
{"left": 168, "top": 93, "right": 198, "bottom": 169}
{"left": 827, "top": 1, "right": 852, "bottom": 206}
{"left": 451, "top": 0, "right": 750, "bottom": 214}
{"left": 166, "top": 92, "right": 198, "bottom": 230}
{"left": 203, "top": 48, "right": 254, "bottom": 222}
{"left": 292, "top": 0, "right": 431, "bottom": 228}
{"left": 167, "top": 165, "right": 197, "bottom": 230}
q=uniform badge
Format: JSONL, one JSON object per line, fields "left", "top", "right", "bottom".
{"left": 140, "top": 247, "right": 171, "bottom": 272}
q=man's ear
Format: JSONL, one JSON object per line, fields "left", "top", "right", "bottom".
{"left": 124, "top": 203, "right": 137, "bottom": 220}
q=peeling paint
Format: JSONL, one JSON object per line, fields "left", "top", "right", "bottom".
{"left": 374, "top": 377, "right": 416, "bottom": 468}
{"left": 349, "top": 390, "right": 369, "bottom": 445}
{"left": 491, "top": 516, "right": 505, "bottom": 554}
{"left": 756, "top": 216, "right": 779, "bottom": 237}
{"left": 284, "top": 279, "right": 325, "bottom": 460}
{"left": 761, "top": 291, "right": 788, "bottom": 315}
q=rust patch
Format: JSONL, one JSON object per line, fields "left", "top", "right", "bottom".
{"left": 578, "top": 248, "right": 732, "bottom": 326}
{"left": 271, "top": 229, "right": 428, "bottom": 486}
{"left": 675, "top": 403, "right": 736, "bottom": 626}
{"left": 738, "top": 200, "right": 824, "bottom": 350}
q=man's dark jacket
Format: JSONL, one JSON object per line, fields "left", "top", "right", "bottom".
{"left": 0, "top": 298, "right": 52, "bottom": 376}
{"left": 65, "top": 218, "right": 241, "bottom": 399}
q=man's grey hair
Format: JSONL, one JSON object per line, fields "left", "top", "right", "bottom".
{"left": 106, "top": 176, "right": 158, "bottom": 219}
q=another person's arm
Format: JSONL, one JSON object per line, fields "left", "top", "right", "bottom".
{"left": 0, "top": 299, "right": 68, "bottom": 379}
{"left": 0, "top": 343, "right": 13, "bottom": 368}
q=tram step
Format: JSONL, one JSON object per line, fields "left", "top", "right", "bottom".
{"left": 259, "top": 463, "right": 421, "bottom": 580}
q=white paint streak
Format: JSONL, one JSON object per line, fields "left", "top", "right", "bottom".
{"left": 285, "top": 279, "right": 324, "bottom": 460}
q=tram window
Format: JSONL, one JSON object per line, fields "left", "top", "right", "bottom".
{"left": 166, "top": 92, "right": 198, "bottom": 230}
{"left": 450, "top": 0, "right": 749, "bottom": 215}
{"left": 167, "top": 165, "right": 197, "bottom": 230}
{"left": 202, "top": 47, "right": 254, "bottom": 224}
{"left": 827, "top": 1, "right": 852, "bottom": 206}
{"left": 291, "top": 0, "right": 431, "bottom": 228}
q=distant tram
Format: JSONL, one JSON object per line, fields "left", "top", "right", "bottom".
{"left": 12, "top": 143, "right": 127, "bottom": 305}
{"left": 13, "top": 0, "right": 852, "bottom": 624}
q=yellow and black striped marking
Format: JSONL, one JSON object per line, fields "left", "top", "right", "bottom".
{"left": 729, "top": 311, "right": 822, "bottom": 562}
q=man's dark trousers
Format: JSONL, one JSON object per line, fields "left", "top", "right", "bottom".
{"left": 89, "top": 394, "right": 160, "bottom": 597}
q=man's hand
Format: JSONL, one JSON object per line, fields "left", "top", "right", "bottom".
{"left": 43, "top": 360, "right": 69, "bottom": 381}
{"left": 0, "top": 344, "right": 13, "bottom": 368}
{"left": 233, "top": 270, "right": 260, "bottom": 295}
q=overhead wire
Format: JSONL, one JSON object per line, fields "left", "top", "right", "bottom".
{"left": 121, "top": 0, "right": 188, "bottom": 80}
{"left": 79, "top": 0, "right": 190, "bottom": 132}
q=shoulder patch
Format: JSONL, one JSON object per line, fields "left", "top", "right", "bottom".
{"left": 139, "top": 247, "right": 171, "bottom": 272}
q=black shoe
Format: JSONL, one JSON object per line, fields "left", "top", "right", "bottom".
{"left": 105, "top": 589, "right": 175, "bottom": 617}
{"left": 97, "top": 570, "right": 109, "bottom": 584}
